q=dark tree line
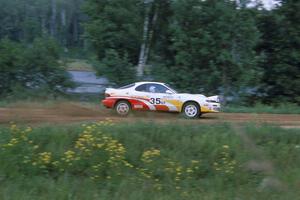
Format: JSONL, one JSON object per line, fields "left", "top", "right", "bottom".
{"left": 84, "top": 0, "right": 300, "bottom": 104}
{"left": 0, "top": 0, "right": 299, "bottom": 104}
{"left": 257, "top": 0, "right": 300, "bottom": 104}
{"left": 0, "top": 0, "right": 85, "bottom": 47}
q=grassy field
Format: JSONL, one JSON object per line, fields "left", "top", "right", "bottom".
{"left": 0, "top": 121, "right": 300, "bottom": 200}
{"left": 223, "top": 103, "right": 300, "bottom": 114}
{"left": 1, "top": 98, "right": 300, "bottom": 115}
{"left": 0, "top": 96, "right": 101, "bottom": 108}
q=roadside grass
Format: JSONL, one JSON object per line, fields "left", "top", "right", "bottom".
{"left": 223, "top": 103, "right": 300, "bottom": 114}
{"left": 0, "top": 122, "right": 300, "bottom": 199}
{"left": 1, "top": 98, "right": 300, "bottom": 115}
{"left": 0, "top": 95, "right": 101, "bottom": 108}
{"left": 0, "top": 99, "right": 66, "bottom": 108}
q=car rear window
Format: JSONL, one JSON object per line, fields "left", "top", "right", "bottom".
{"left": 135, "top": 84, "right": 148, "bottom": 92}
{"left": 119, "top": 83, "right": 135, "bottom": 89}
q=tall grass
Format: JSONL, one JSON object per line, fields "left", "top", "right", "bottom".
{"left": 223, "top": 103, "right": 300, "bottom": 114}
{"left": 0, "top": 122, "right": 300, "bottom": 199}
{"left": 0, "top": 95, "right": 101, "bottom": 108}
{"left": 1, "top": 97, "right": 299, "bottom": 115}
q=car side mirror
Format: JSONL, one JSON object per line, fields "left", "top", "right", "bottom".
{"left": 166, "top": 90, "right": 173, "bottom": 94}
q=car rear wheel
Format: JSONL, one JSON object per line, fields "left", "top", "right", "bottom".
{"left": 115, "top": 100, "right": 131, "bottom": 116}
{"left": 182, "top": 102, "right": 201, "bottom": 119}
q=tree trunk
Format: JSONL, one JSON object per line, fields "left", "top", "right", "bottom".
{"left": 61, "top": 8, "right": 67, "bottom": 47}
{"left": 73, "top": 15, "right": 79, "bottom": 45}
{"left": 144, "top": 6, "right": 158, "bottom": 68}
{"left": 61, "top": 8, "right": 66, "bottom": 27}
{"left": 72, "top": 0, "right": 79, "bottom": 46}
{"left": 137, "top": 1, "right": 153, "bottom": 78}
{"left": 50, "top": 0, "right": 57, "bottom": 37}
{"left": 41, "top": 15, "right": 47, "bottom": 35}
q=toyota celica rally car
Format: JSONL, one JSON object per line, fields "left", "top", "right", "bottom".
{"left": 102, "top": 82, "right": 221, "bottom": 119}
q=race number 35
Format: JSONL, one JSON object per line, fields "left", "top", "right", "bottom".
{"left": 150, "top": 98, "right": 161, "bottom": 105}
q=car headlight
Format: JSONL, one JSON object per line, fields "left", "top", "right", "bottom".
{"left": 206, "top": 99, "right": 218, "bottom": 103}
{"left": 206, "top": 95, "right": 220, "bottom": 103}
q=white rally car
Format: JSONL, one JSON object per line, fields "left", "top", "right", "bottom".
{"left": 102, "top": 82, "right": 221, "bottom": 119}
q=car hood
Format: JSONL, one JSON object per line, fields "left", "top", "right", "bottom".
{"left": 178, "top": 93, "right": 205, "bottom": 97}
{"left": 177, "top": 93, "right": 220, "bottom": 103}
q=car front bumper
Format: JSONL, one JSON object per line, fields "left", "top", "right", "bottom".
{"left": 201, "top": 103, "right": 221, "bottom": 113}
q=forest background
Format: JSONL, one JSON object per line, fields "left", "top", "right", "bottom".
{"left": 0, "top": 0, "right": 299, "bottom": 106}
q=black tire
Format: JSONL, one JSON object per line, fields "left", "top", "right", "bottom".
{"left": 115, "top": 100, "right": 131, "bottom": 117}
{"left": 182, "top": 102, "right": 201, "bottom": 119}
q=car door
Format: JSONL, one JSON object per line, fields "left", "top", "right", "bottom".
{"left": 144, "top": 83, "right": 181, "bottom": 112}
{"left": 133, "top": 83, "right": 181, "bottom": 112}
{"left": 133, "top": 84, "right": 156, "bottom": 110}
{"left": 158, "top": 85, "right": 183, "bottom": 112}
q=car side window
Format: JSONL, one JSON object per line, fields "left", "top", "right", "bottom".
{"left": 135, "top": 84, "right": 148, "bottom": 92}
{"left": 147, "top": 84, "right": 169, "bottom": 93}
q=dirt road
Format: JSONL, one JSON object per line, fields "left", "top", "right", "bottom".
{"left": 0, "top": 103, "right": 299, "bottom": 127}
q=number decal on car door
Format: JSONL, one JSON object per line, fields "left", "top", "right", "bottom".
{"left": 149, "top": 98, "right": 163, "bottom": 105}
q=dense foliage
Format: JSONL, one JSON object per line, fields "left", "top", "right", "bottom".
{"left": 94, "top": 49, "right": 136, "bottom": 86}
{"left": 0, "top": 38, "right": 72, "bottom": 96}
{"left": 257, "top": 0, "right": 300, "bottom": 104}
{"left": 0, "top": 0, "right": 299, "bottom": 104}
{"left": 0, "top": 0, "right": 85, "bottom": 47}
{"left": 166, "top": 0, "right": 261, "bottom": 96}
{"left": 83, "top": 0, "right": 299, "bottom": 104}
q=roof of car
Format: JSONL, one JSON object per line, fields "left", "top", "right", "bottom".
{"left": 135, "top": 81, "right": 165, "bottom": 85}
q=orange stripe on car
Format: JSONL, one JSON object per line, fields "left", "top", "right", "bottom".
{"left": 164, "top": 100, "right": 183, "bottom": 111}
{"left": 154, "top": 105, "right": 169, "bottom": 111}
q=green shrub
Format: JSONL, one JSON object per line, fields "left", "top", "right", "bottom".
{"left": 0, "top": 38, "right": 73, "bottom": 98}
{"left": 95, "top": 49, "right": 136, "bottom": 86}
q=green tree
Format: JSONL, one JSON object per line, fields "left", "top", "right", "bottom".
{"left": 160, "top": 0, "right": 261, "bottom": 99}
{"left": 0, "top": 39, "right": 24, "bottom": 94}
{"left": 0, "top": 38, "right": 72, "bottom": 97}
{"left": 0, "top": 0, "right": 86, "bottom": 48}
{"left": 83, "top": 0, "right": 145, "bottom": 85}
{"left": 23, "top": 38, "right": 73, "bottom": 94}
{"left": 257, "top": 0, "right": 300, "bottom": 104}
{"left": 95, "top": 49, "right": 136, "bottom": 86}
{"left": 84, "top": 0, "right": 143, "bottom": 62}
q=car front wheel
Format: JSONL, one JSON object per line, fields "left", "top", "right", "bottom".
{"left": 115, "top": 100, "right": 131, "bottom": 116}
{"left": 182, "top": 102, "right": 201, "bottom": 119}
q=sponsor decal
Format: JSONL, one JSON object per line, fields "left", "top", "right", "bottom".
{"left": 134, "top": 104, "right": 143, "bottom": 109}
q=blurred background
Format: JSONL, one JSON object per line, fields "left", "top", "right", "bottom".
{"left": 0, "top": 0, "right": 299, "bottom": 107}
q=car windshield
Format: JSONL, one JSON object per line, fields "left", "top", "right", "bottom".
{"left": 164, "top": 83, "right": 178, "bottom": 94}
